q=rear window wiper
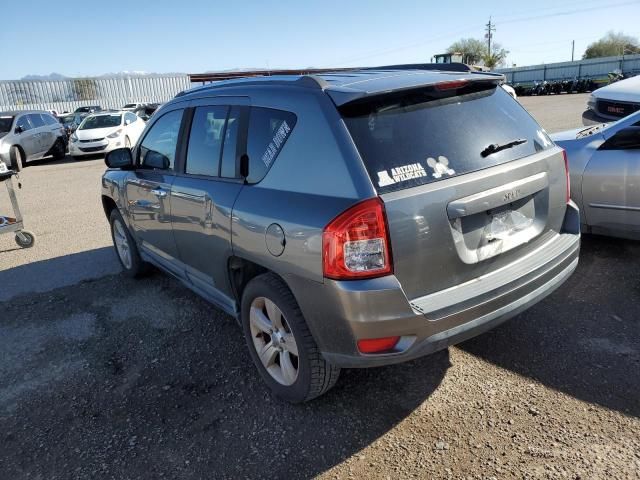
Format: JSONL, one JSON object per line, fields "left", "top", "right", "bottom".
{"left": 481, "top": 138, "right": 527, "bottom": 157}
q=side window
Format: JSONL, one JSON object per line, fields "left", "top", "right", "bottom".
{"left": 42, "top": 114, "right": 58, "bottom": 125}
{"left": 220, "top": 106, "right": 243, "bottom": 178}
{"left": 29, "top": 114, "right": 45, "bottom": 128}
{"left": 246, "top": 107, "right": 296, "bottom": 184}
{"left": 186, "top": 105, "right": 228, "bottom": 177}
{"left": 125, "top": 112, "right": 137, "bottom": 124}
{"left": 139, "top": 109, "right": 183, "bottom": 170}
{"left": 16, "top": 115, "right": 31, "bottom": 132}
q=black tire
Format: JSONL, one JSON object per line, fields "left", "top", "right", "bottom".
{"left": 109, "top": 208, "right": 149, "bottom": 278}
{"left": 15, "top": 230, "right": 36, "bottom": 248}
{"left": 10, "top": 146, "right": 24, "bottom": 171}
{"left": 51, "top": 138, "right": 66, "bottom": 160}
{"left": 241, "top": 273, "right": 340, "bottom": 403}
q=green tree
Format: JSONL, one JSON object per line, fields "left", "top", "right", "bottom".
{"left": 447, "top": 38, "right": 487, "bottom": 65}
{"left": 482, "top": 43, "right": 509, "bottom": 69}
{"left": 583, "top": 31, "right": 640, "bottom": 59}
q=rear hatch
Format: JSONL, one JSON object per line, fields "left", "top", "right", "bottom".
{"left": 339, "top": 79, "right": 568, "bottom": 301}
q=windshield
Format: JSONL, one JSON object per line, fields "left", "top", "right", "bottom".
{"left": 123, "top": 103, "right": 137, "bottom": 108}
{"left": 0, "top": 116, "right": 14, "bottom": 133}
{"left": 341, "top": 85, "right": 553, "bottom": 194}
{"left": 59, "top": 116, "right": 75, "bottom": 126}
{"left": 79, "top": 114, "right": 122, "bottom": 130}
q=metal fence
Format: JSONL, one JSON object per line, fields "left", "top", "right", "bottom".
{"left": 0, "top": 75, "right": 191, "bottom": 113}
{"left": 497, "top": 54, "right": 640, "bottom": 84}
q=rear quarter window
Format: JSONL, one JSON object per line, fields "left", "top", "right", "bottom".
{"left": 341, "top": 84, "right": 553, "bottom": 194}
{"left": 246, "top": 107, "right": 296, "bottom": 184}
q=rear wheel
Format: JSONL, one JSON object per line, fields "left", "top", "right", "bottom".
{"left": 109, "top": 209, "right": 149, "bottom": 278}
{"left": 10, "top": 146, "right": 24, "bottom": 170}
{"left": 241, "top": 273, "right": 340, "bottom": 403}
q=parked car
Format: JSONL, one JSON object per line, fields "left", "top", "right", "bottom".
{"left": 101, "top": 70, "right": 580, "bottom": 402}
{"left": 69, "top": 111, "right": 145, "bottom": 160}
{"left": 501, "top": 83, "right": 517, "bottom": 99}
{"left": 122, "top": 102, "right": 144, "bottom": 111}
{"left": 0, "top": 110, "right": 67, "bottom": 169}
{"left": 57, "top": 113, "right": 84, "bottom": 138}
{"left": 584, "top": 75, "right": 640, "bottom": 124}
{"left": 74, "top": 105, "right": 103, "bottom": 114}
{"left": 133, "top": 103, "right": 161, "bottom": 121}
{"left": 552, "top": 110, "right": 640, "bottom": 240}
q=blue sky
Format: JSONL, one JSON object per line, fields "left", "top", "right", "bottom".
{"left": 1, "top": 0, "right": 639, "bottom": 79}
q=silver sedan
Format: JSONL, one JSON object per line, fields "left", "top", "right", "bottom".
{"left": 552, "top": 111, "right": 640, "bottom": 240}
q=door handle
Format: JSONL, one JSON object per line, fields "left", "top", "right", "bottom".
{"left": 151, "top": 188, "right": 167, "bottom": 198}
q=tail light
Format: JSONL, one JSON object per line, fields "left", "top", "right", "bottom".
{"left": 434, "top": 79, "right": 469, "bottom": 91}
{"left": 323, "top": 197, "right": 392, "bottom": 280}
{"left": 562, "top": 150, "right": 571, "bottom": 203}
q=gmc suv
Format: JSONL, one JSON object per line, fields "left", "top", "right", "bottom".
{"left": 101, "top": 69, "right": 580, "bottom": 402}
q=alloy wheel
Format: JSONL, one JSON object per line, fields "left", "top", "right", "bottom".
{"left": 113, "top": 219, "right": 132, "bottom": 269}
{"left": 249, "top": 296, "right": 300, "bottom": 386}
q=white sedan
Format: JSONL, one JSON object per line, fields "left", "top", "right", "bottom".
{"left": 69, "top": 111, "right": 145, "bottom": 160}
{"left": 585, "top": 74, "right": 640, "bottom": 123}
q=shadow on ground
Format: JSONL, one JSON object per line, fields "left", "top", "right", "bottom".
{"left": 0, "top": 270, "right": 449, "bottom": 479}
{"left": 0, "top": 247, "right": 119, "bottom": 301}
{"left": 460, "top": 234, "right": 640, "bottom": 418}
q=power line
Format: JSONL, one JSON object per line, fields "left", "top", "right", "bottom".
{"left": 322, "top": 0, "right": 640, "bottom": 67}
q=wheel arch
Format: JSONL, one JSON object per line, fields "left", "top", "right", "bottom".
{"left": 101, "top": 195, "right": 118, "bottom": 221}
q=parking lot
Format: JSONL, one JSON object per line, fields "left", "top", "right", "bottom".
{"left": 1, "top": 93, "right": 639, "bottom": 479}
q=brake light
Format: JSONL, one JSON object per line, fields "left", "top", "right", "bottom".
{"left": 562, "top": 150, "right": 571, "bottom": 203}
{"left": 358, "top": 336, "right": 400, "bottom": 354}
{"left": 323, "top": 197, "right": 392, "bottom": 280}
{"left": 434, "top": 79, "right": 469, "bottom": 91}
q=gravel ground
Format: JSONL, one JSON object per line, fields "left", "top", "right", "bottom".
{"left": 1, "top": 94, "right": 639, "bottom": 479}
{"left": 0, "top": 235, "right": 638, "bottom": 479}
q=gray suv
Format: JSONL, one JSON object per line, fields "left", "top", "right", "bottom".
{"left": 101, "top": 69, "right": 580, "bottom": 402}
{"left": 0, "top": 111, "right": 67, "bottom": 168}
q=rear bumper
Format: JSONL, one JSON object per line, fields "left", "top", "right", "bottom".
{"left": 291, "top": 202, "right": 580, "bottom": 368}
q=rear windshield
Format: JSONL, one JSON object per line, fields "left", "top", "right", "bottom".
{"left": 340, "top": 84, "right": 554, "bottom": 194}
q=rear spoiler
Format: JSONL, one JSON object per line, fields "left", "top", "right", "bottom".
{"left": 324, "top": 71, "right": 505, "bottom": 107}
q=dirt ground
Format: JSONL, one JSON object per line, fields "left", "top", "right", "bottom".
{"left": 1, "top": 93, "right": 639, "bottom": 479}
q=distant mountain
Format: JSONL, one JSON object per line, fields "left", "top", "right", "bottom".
{"left": 19, "top": 71, "right": 186, "bottom": 81}
{"left": 21, "top": 72, "right": 69, "bottom": 81}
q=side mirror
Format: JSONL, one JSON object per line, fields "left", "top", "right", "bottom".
{"left": 144, "top": 150, "right": 170, "bottom": 170}
{"left": 601, "top": 126, "right": 640, "bottom": 150}
{"left": 14, "top": 125, "right": 24, "bottom": 134}
{"left": 105, "top": 148, "right": 134, "bottom": 169}
{"left": 125, "top": 119, "right": 132, "bottom": 125}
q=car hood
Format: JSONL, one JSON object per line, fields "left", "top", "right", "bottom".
{"left": 75, "top": 126, "right": 120, "bottom": 139}
{"left": 592, "top": 75, "right": 640, "bottom": 103}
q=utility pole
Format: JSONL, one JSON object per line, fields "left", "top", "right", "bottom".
{"left": 571, "top": 40, "right": 575, "bottom": 61}
{"left": 485, "top": 17, "right": 496, "bottom": 56}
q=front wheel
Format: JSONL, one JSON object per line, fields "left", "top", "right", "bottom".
{"left": 241, "top": 273, "right": 340, "bottom": 403}
{"left": 10, "top": 146, "right": 24, "bottom": 171}
{"left": 52, "top": 138, "right": 66, "bottom": 160}
{"left": 109, "top": 209, "right": 149, "bottom": 277}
